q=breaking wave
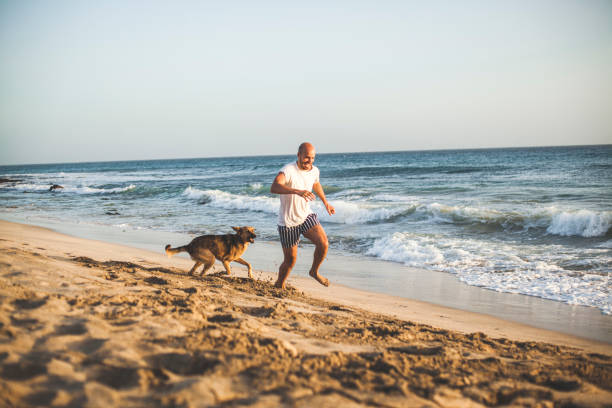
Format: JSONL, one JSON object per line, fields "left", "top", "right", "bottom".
{"left": 182, "top": 187, "right": 414, "bottom": 224}
{"left": 416, "top": 203, "right": 611, "bottom": 238}
{"left": 183, "top": 187, "right": 279, "bottom": 214}
{"left": 181, "top": 187, "right": 611, "bottom": 237}
{"left": 366, "top": 232, "right": 612, "bottom": 314}
{"left": 315, "top": 201, "right": 415, "bottom": 224}
{"left": 546, "top": 210, "right": 612, "bottom": 238}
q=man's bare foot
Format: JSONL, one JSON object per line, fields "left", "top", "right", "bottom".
{"left": 274, "top": 281, "right": 286, "bottom": 289}
{"left": 309, "top": 271, "right": 330, "bottom": 287}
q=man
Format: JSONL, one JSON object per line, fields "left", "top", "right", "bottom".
{"left": 270, "top": 142, "right": 335, "bottom": 289}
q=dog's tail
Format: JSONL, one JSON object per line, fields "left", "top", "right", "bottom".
{"left": 165, "top": 244, "right": 187, "bottom": 258}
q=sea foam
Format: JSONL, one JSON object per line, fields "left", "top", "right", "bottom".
{"left": 183, "top": 187, "right": 413, "bottom": 225}
{"left": 183, "top": 187, "right": 279, "bottom": 214}
{"left": 8, "top": 183, "right": 136, "bottom": 194}
{"left": 315, "top": 200, "right": 415, "bottom": 224}
{"left": 546, "top": 209, "right": 612, "bottom": 238}
{"left": 366, "top": 231, "right": 612, "bottom": 314}
{"left": 416, "top": 202, "right": 611, "bottom": 237}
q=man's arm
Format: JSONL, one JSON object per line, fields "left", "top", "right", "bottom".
{"left": 270, "top": 172, "right": 316, "bottom": 201}
{"left": 312, "top": 182, "right": 335, "bottom": 215}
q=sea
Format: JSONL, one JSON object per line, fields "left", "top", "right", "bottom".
{"left": 1, "top": 145, "right": 611, "bottom": 315}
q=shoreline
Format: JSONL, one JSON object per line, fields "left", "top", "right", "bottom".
{"left": 1, "top": 217, "right": 610, "bottom": 352}
{"left": 1, "top": 215, "right": 611, "bottom": 345}
{"left": 1, "top": 219, "right": 611, "bottom": 406}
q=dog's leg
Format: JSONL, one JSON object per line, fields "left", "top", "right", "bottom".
{"left": 222, "top": 261, "right": 232, "bottom": 276}
{"left": 234, "top": 258, "right": 253, "bottom": 279}
{"left": 200, "top": 255, "right": 215, "bottom": 276}
{"left": 188, "top": 261, "right": 202, "bottom": 275}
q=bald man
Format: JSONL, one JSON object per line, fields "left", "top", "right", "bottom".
{"left": 270, "top": 142, "right": 335, "bottom": 289}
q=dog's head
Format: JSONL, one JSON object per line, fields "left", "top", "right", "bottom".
{"left": 232, "top": 226, "right": 256, "bottom": 243}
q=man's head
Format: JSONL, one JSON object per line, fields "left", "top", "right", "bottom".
{"left": 297, "top": 142, "right": 316, "bottom": 171}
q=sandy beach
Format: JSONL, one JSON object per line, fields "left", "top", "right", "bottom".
{"left": 1, "top": 220, "right": 611, "bottom": 407}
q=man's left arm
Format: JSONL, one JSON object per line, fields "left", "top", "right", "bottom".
{"left": 312, "top": 182, "right": 335, "bottom": 215}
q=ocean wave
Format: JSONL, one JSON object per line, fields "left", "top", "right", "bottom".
{"left": 597, "top": 240, "right": 612, "bottom": 249}
{"left": 2, "top": 171, "right": 216, "bottom": 185}
{"left": 183, "top": 187, "right": 279, "bottom": 214}
{"left": 316, "top": 201, "right": 416, "bottom": 225}
{"left": 7, "top": 183, "right": 137, "bottom": 194}
{"left": 366, "top": 232, "right": 612, "bottom": 314}
{"left": 416, "top": 203, "right": 611, "bottom": 238}
{"left": 326, "top": 165, "right": 510, "bottom": 178}
{"left": 365, "top": 232, "right": 445, "bottom": 265}
{"left": 546, "top": 210, "right": 612, "bottom": 238}
{"left": 247, "top": 182, "right": 263, "bottom": 190}
{"left": 180, "top": 186, "right": 611, "bottom": 236}
{"left": 182, "top": 187, "right": 414, "bottom": 225}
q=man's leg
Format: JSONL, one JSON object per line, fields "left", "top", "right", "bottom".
{"left": 303, "top": 224, "right": 330, "bottom": 287}
{"left": 275, "top": 245, "right": 297, "bottom": 289}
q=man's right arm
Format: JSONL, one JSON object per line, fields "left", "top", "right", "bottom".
{"left": 270, "top": 172, "right": 315, "bottom": 201}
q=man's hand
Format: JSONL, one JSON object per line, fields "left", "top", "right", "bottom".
{"left": 324, "top": 202, "right": 335, "bottom": 215}
{"left": 298, "top": 190, "right": 316, "bottom": 201}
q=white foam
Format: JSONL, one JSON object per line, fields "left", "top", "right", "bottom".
{"left": 366, "top": 231, "right": 612, "bottom": 314}
{"left": 183, "top": 187, "right": 279, "bottom": 214}
{"left": 8, "top": 183, "right": 50, "bottom": 191}
{"left": 366, "top": 232, "right": 444, "bottom": 265}
{"left": 4, "top": 171, "right": 215, "bottom": 185}
{"left": 316, "top": 200, "right": 414, "bottom": 224}
{"left": 413, "top": 202, "right": 610, "bottom": 237}
{"left": 182, "top": 187, "right": 415, "bottom": 225}
{"left": 597, "top": 240, "right": 612, "bottom": 249}
{"left": 113, "top": 223, "right": 146, "bottom": 230}
{"left": 546, "top": 210, "right": 612, "bottom": 238}
{"left": 75, "top": 184, "right": 136, "bottom": 194}
{"left": 8, "top": 183, "right": 136, "bottom": 194}
{"left": 420, "top": 202, "right": 506, "bottom": 224}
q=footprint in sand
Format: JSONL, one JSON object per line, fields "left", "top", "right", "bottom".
{"left": 389, "top": 345, "right": 445, "bottom": 356}
{"left": 110, "top": 319, "right": 138, "bottom": 327}
{"left": 12, "top": 297, "right": 47, "bottom": 310}
{"left": 24, "top": 390, "right": 58, "bottom": 407}
{"left": 207, "top": 314, "right": 238, "bottom": 323}
{"left": 91, "top": 366, "right": 141, "bottom": 390}
{"left": 0, "top": 359, "right": 47, "bottom": 381}
{"left": 147, "top": 352, "right": 219, "bottom": 376}
{"left": 55, "top": 319, "right": 88, "bottom": 336}
{"left": 10, "top": 316, "right": 41, "bottom": 329}
{"left": 70, "top": 337, "right": 108, "bottom": 354}
{"left": 144, "top": 276, "right": 168, "bottom": 285}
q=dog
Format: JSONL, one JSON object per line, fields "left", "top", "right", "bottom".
{"left": 165, "top": 226, "right": 256, "bottom": 278}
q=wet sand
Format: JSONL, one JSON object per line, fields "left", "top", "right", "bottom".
{"left": 0, "top": 220, "right": 611, "bottom": 407}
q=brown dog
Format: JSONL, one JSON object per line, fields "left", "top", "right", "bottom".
{"left": 165, "top": 226, "right": 256, "bottom": 278}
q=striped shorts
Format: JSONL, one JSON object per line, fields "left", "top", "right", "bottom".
{"left": 278, "top": 213, "right": 320, "bottom": 249}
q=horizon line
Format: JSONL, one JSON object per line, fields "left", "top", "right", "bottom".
{"left": 1, "top": 142, "right": 610, "bottom": 167}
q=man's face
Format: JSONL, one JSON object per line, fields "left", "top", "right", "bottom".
{"left": 297, "top": 147, "right": 315, "bottom": 171}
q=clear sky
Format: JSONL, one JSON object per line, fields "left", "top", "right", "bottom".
{"left": 1, "top": 0, "right": 611, "bottom": 165}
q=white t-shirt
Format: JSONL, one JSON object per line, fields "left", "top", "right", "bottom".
{"left": 277, "top": 162, "right": 320, "bottom": 227}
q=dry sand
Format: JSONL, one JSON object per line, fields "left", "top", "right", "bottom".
{"left": 0, "top": 220, "right": 610, "bottom": 407}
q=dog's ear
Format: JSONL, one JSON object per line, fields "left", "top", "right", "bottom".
{"left": 232, "top": 226, "right": 240, "bottom": 232}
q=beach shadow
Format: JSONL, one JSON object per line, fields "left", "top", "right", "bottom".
{"left": 146, "top": 352, "right": 219, "bottom": 376}
{"left": 55, "top": 319, "right": 88, "bottom": 336}
{"left": 12, "top": 297, "right": 47, "bottom": 310}
{"left": 0, "top": 360, "right": 48, "bottom": 381}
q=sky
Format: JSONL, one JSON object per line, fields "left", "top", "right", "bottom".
{"left": 1, "top": 0, "right": 611, "bottom": 165}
